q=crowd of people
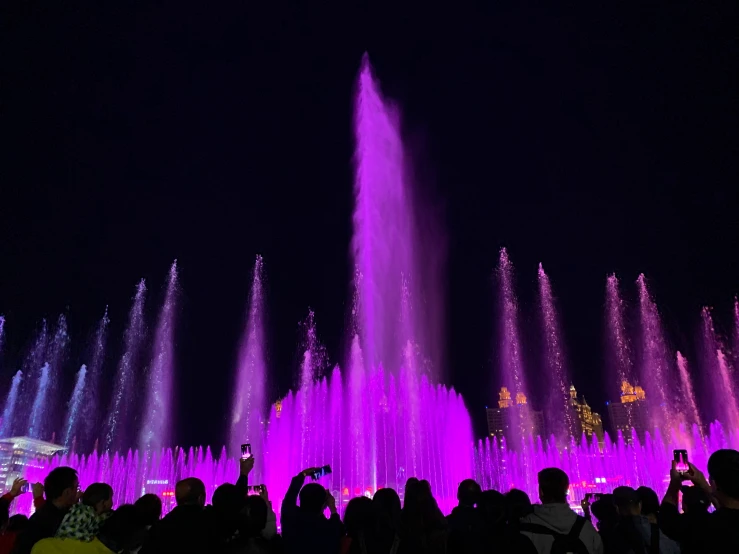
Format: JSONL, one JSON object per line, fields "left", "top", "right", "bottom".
{"left": 0, "top": 449, "right": 734, "bottom": 553}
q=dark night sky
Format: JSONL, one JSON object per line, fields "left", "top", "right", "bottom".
{"left": 1, "top": 3, "right": 738, "bottom": 447}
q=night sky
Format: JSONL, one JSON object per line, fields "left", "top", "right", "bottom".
{"left": 2, "top": 4, "right": 737, "bottom": 447}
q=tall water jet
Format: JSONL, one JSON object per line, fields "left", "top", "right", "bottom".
{"left": 229, "top": 255, "right": 267, "bottom": 461}
{"left": 700, "top": 308, "right": 739, "bottom": 430}
{"left": 105, "top": 280, "right": 147, "bottom": 452}
{"left": 298, "top": 310, "right": 326, "bottom": 468}
{"left": 0, "top": 371, "right": 22, "bottom": 437}
{"left": 496, "top": 249, "right": 533, "bottom": 447}
{"left": 82, "top": 308, "right": 109, "bottom": 451}
{"left": 63, "top": 364, "right": 87, "bottom": 447}
{"left": 0, "top": 316, "right": 5, "bottom": 360}
{"left": 28, "top": 363, "right": 50, "bottom": 439}
{"left": 636, "top": 274, "right": 674, "bottom": 431}
{"left": 18, "top": 320, "right": 49, "bottom": 434}
{"left": 538, "top": 264, "right": 574, "bottom": 441}
{"left": 675, "top": 352, "right": 701, "bottom": 430}
{"left": 733, "top": 297, "right": 739, "bottom": 369}
{"left": 605, "top": 275, "right": 634, "bottom": 398}
{"left": 28, "top": 315, "right": 69, "bottom": 440}
{"left": 353, "top": 54, "right": 428, "bottom": 373}
{"left": 139, "top": 261, "right": 179, "bottom": 454}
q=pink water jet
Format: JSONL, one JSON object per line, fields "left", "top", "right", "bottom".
{"left": 538, "top": 264, "right": 574, "bottom": 442}
{"left": 605, "top": 276, "right": 634, "bottom": 395}
{"left": 675, "top": 352, "right": 702, "bottom": 430}
{"left": 139, "top": 261, "right": 179, "bottom": 454}
{"left": 229, "top": 255, "right": 267, "bottom": 464}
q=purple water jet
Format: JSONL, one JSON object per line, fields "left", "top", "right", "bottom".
{"left": 0, "top": 315, "right": 5, "bottom": 356}
{"left": 229, "top": 255, "right": 267, "bottom": 462}
{"left": 538, "top": 264, "right": 574, "bottom": 441}
{"left": 605, "top": 275, "right": 634, "bottom": 396}
{"left": 701, "top": 307, "right": 739, "bottom": 430}
{"left": 496, "top": 249, "right": 533, "bottom": 447}
{"left": 139, "top": 261, "right": 179, "bottom": 454}
{"left": 0, "top": 370, "right": 22, "bottom": 437}
{"left": 105, "top": 280, "right": 147, "bottom": 452}
{"left": 675, "top": 352, "right": 702, "bottom": 430}
{"left": 636, "top": 274, "right": 675, "bottom": 431}
{"left": 63, "top": 364, "right": 87, "bottom": 447}
{"left": 81, "top": 308, "right": 109, "bottom": 450}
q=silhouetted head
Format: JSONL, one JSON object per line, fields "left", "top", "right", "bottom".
{"left": 613, "top": 486, "right": 641, "bottom": 516}
{"left": 299, "top": 483, "right": 327, "bottom": 513}
{"left": 373, "top": 488, "right": 402, "bottom": 532}
{"left": 636, "top": 486, "right": 659, "bottom": 517}
{"left": 457, "top": 479, "right": 482, "bottom": 507}
{"left": 708, "top": 449, "right": 739, "bottom": 503}
{"left": 680, "top": 485, "right": 709, "bottom": 514}
{"left": 538, "top": 468, "right": 569, "bottom": 504}
{"left": 98, "top": 504, "right": 145, "bottom": 552}
{"left": 243, "top": 495, "right": 269, "bottom": 537}
{"left": 6, "top": 514, "right": 28, "bottom": 533}
{"left": 134, "top": 494, "right": 162, "bottom": 526}
{"left": 591, "top": 495, "right": 618, "bottom": 530}
{"left": 403, "top": 478, "right": 420, "bottom": 509}
{"left": 44, "top": 467, "right": 79, "bottom": 508}
{"left": 505, "top": 488, "right": 532, "bottom": 520}
{"left": 344, "top": 496, "right": 373, "bottom": 540}
{"left": 83, "top": 483, "right": 114, "bottom": 515}
{"left": 477, "top": 490, "right": 506, "bottom": 529}
{"left": 213, "top": 483, "right": 246, "bottom": 516}
{"left": 175, "top": 478, "right": 206, "bottom": 507}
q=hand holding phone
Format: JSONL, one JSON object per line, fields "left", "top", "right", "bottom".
{"left": 247, "top": 484, "right": 264, "bottom": 496}
{"left": 674, "top": 449, "right": 689, "bottom": 476}
{"left": 309, "top": 465, "right": 332, "bottom": 481}
{"left": 241, "top": 443, "right": 252, "bottom": 460}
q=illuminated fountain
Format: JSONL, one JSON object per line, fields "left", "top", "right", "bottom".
{"left": 2, "top": 55, "right": 739, "bottom": 517}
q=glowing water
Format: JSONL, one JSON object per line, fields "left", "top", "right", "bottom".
{"left": 605, "top": 276, "right": 634, "bottom": 395}
{"left": 0, "top": 371, "right": 22, "bottom": 437}
{"left": 63, "top": 365, "right": 87, "bottom": 447}
{"left": 105, "top": 281, "right": 147, "bottom": 452}
{"left": 538, "top": 264, "right": 574, "bottom": 441}
{"left": 496, "top": 249, "right": 533, "bottom": 447}
{"left": 81, "top": 309, "right": 109, "bottom": 451}
{"left": 229, "top": 255, "right": 267, "bottom": 462}
{"left": 28, "top": 363, "right": 50, "bottom": 439}
{"left": 676, "top": 352, "right": 701, "bottom": 430}
{"left": 700, "top": 308, "right": 739, "bottom": 430}
{"left": 636, "top": 274, "right": 674, "bottom": 430}
{"left": 139, "top": 262, "right": 179, "bottom": 453}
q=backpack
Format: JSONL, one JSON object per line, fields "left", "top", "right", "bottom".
{"left": 519, "top": 515, "right": 590, "bottom": 554}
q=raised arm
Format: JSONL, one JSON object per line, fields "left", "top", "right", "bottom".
{"left": 235, "top": 456, "right": 254, "bottom": 497}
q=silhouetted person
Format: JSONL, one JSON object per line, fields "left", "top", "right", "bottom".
{"left": 140, "top": 477, "right": 216, "bottom": 554}
{"left": 446, "top": 479, "right": 483, "bottom": 553}
{"left": 0, "top": 479, "right": 30, "bottom": 554}
{"left": 369, "top": 488, "right": 402, "bottom": 554}
{"left": 609, "top": 486, "right": 678, "bottom": 554}
{"left": 660, "top": 449, "right": 739, "bottom": 553}
{"left": 589, "top": 494, "right": 618, "bottom": 544}
{"left": 31, "top": 504, "right": 146, "bottom": 554}
{"left": 131, "top": 494, "right": 162, "bottom": 554}
{"left": 13, "top": 467, "right": 79, "bottom": 554}
{"left": 505, "top": 488, "right": 533, "bottom": 524}
{"left": 341, "top": 496, "right": 373, "bottom": 554}
{"left": 398, "top": 480, "right": 446, "bottom": 554}
{"left": 213, "top": 483, "right": 247, "bottom": 548}
{"left": 280, "top": 468, "right": 343, "bottom": 554}
{"left": 56, "top": 483, "right": 114, "bottom": 541}
{"left": 227, "top": 495, "right": 282, "bottom": 554}
{"left": 519, "top": 468, "right": 602, "bottom": 554}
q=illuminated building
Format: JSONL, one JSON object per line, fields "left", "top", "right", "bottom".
{"left": 486, "top": 387, "right": 544, "bottom": 441}
{"left": 607, "top": 380, "right": 649, "bottom": 441}
{"left": 0, "top": 437, "right": 67, "bottom": 492}
{"left": 274, "top": 399, "right": 282, "bottom": 419}
{"left": 569, "top": 385, "right": 604, "bottom": 443}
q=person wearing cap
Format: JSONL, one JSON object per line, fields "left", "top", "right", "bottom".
{"left": 660, "top": 448, "right": 739, "bottom": 553}
{"left": 607, "top": 486, "right": 679, "bottom": 554}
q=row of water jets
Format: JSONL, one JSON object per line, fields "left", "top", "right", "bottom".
{"left": 0, "top": 262, "right": 179, "bottom": 455}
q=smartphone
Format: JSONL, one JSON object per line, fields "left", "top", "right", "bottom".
{"left": 20, "top": 482, "right": 29, "bottom": 494}
{"left": 310, "top": 465, "right": 332, "bottom": 480}
{"left": 584, "top": 493, "right": 602, "bottom": 502}
{"left": 674, "top": 449, "right": 689, "bottom": 475}
{"left": 241, "top": 443, "right": 252, "bottom": 460}
{"left": 247, "top": 485, "right": 264, "bottom": 496}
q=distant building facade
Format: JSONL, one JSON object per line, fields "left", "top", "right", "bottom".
{"left": 486, "top": 387, "right": 544, "bottom": 442}
{"left": 569, "top": 385, "right": 605, "bottom": 443}
{"left": 607, "top": 380, "right": 649, "bottom": 441}
{"left": 0, "top": 437, "right": 66, "bottom": 493}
